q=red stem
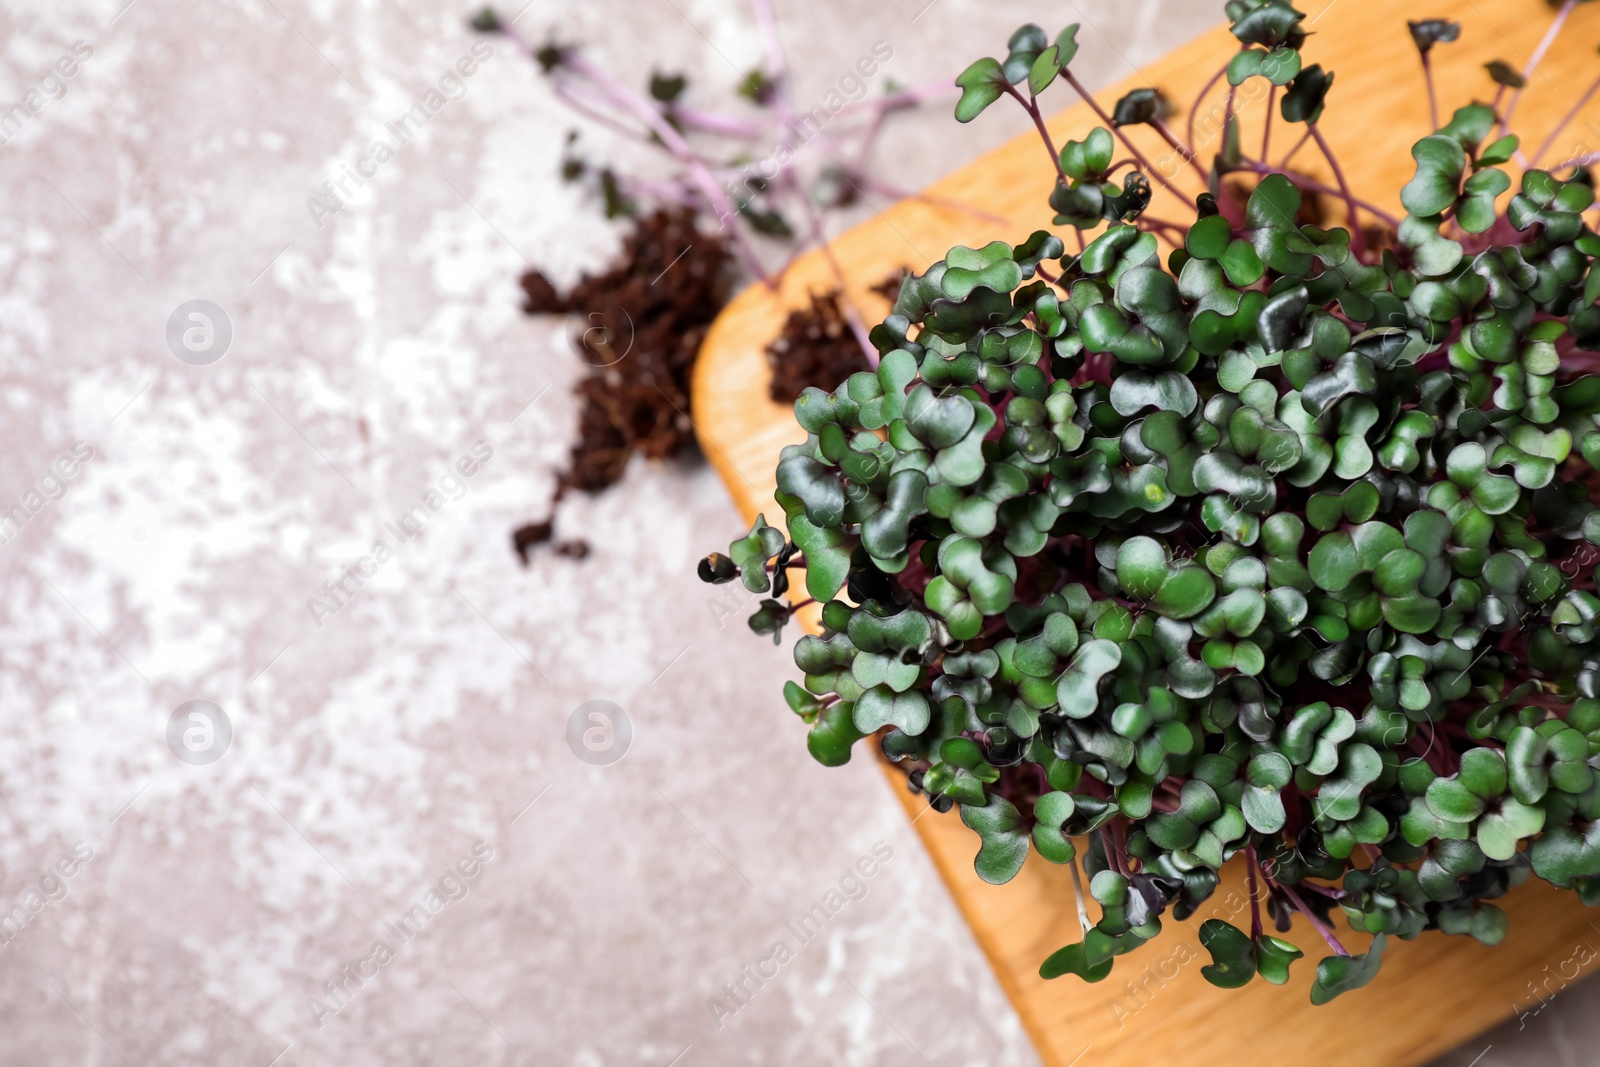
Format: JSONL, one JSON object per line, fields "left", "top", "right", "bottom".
{"left": 1276, "top": 880, "right": 1351, "bottom": 957}
{"left": 1003, "top": 84, "right": 1068, "bottom": 184}
{"left": 1063, "top": 70, "right": 1197, "bottom": 210}
{"left": 1220, "top": 83, "right": 1239, "bottom": 171}
{"left": 1151, "top": 117, "right": 1208, "bottom": 181}
{"left": 1504, "top": 0, "right": 1576, "bottom": 138}
{"left": 1533, "top": 72, "right": 1600, "bottom": 168}
{"left": 1188, "top": 61, "right": 1230, "bottom": 154}
{"left": 1421, "top": 51, "right": 1438, "bottom": 133}
{"left": 1261, "top": 85, "right": 1276, "bottom": 161}
{"left": 1234, "top": 156, "right": 1400, "bottom": 229}
{"left": 1310, "top": 124, "right": 1370, "bottom": 259}
{"left": 1278, "top": 127, "right": 1311, "bottom": 169}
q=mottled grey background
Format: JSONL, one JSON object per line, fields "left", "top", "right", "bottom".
{"left": 0, "top": 0, "right": 1589, "bottom": 1064}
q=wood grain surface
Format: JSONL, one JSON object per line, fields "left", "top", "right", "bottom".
{"left": 691, "top": 3, "right": 1600, "bottom": 1063}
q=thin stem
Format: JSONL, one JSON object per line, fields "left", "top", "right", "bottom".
{"left": 1310, "top": 124, "right": 1369, "bottom": 259}
{"left": 1150, "top": 117, "right": 1208, "bottom": 181}
{"left": 550, "top": 46, "right": 771, "bottom": 282}
{"left": 791, "top": 173, "right": 877, "bottom": 365}
{"left": 1532, "top": 72, "right": 1600, "bottom": 167}
{"left": 1421, "top": 51, "right": 1439, "bottom": 132}
{"left": 551, "top": 82, "right": 660, "bottom": 144}
{"left": 1246, "top": 847, "right": 1264, "bottom": 941}
{"left": 1003, "top": 84, "right": 1068, "bottom": 183}
{"left": 669, "top": 105, "right": 769, "bottom": 137}
{"left": 1234, "top": 157, "right": 1401, "bottom": 229}
{"left": 833, "top": 78, "right": 954, "bottom": 118}
{"left": 1064, "top": 70, "right": 1197, "bottom": 210}
{"left": 1557, "top": 149, "right": 1600, "bottom": 170}
{"left": 1277, "top": 127, "right": 1312, "bottom": 169}
{"left": 1068, "top": 855, "right": 1092, "bottom": 938}
{"left": 1220, "top": 82, "right": 1239, "bottom": 171}
{"left": 1504, "top": 0, "right": 1577, "bottom": 134}
{"left": 854, "top": 104, "right": 889, "bottom": 168}
{"left": 1188, "top": 61, "right": 1230, "bottom": 153}
{"left": 1276, "top": 880, "right": 1350, "bottom": 957}
{"left": 1261, "top": 85, "right": 1277, "bottom": 161}
{"left": 751, "top": 0, "right": 789, "bottom": 91}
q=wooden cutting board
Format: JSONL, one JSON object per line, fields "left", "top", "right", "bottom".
{"left": 692, "top": 3, "right": 1600, "bottom": 1063}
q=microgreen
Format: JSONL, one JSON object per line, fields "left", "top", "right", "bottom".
{"left": 705, "top": 0, "right": 1600, "bottom": 1005}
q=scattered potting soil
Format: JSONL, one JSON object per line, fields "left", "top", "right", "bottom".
{"left": 512, "top": 208, "right": 732, "bottom": 562}
{"left": 511, "top": 519, "right": 554, "bottom": 564}
{"left": 514, "top": 208, "right": 910, "bottom": 563}
{"left": 511, "top": 519, "right": 591, "bottom": 563}
{"left": 765, "top": 289, "right": 872, "bottom": 404}
{"left": 764, "top": 270, "right": 910, "bottom": 405}
{"left": 528, "top": 207, "right": 731, "bottom": 493}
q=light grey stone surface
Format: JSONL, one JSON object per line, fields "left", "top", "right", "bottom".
{"left": 0, "top": 0, "right": 1588, "bottom": 1064}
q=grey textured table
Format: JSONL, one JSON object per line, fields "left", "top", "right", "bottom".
{"left": 0, "top": 0, "right": 1587, "bottom": 1063}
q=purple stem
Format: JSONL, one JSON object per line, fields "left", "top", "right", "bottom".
{"left": 1234, "top": 156, "right": 1400, "bottom": 229}
{"left": 834, "top": 78, "right": 956, "bottom": 118}
{"left": 790, "top": 172, "right": 877, "bottom": 365}
{"left": 1532, "top": 72, "right": 1600, "bottom": 167}
{"left": 1554, "top": 149, "right": 1600, "bottom": 170}
{"left": 1504, "top": 0, "right": 1577, "bottom": 136}
{"left": 1220, "top": 82, "right": 1239, "bottom": 171}
{"left": 1276, "top": 880, "right": 1351, "bottom": 957}
{"left": 1188, "top": 61, "right": 1230, "bottom": 153}
{"left": 1310, "top": 123, "right": 1369, "bottom": 259}
{"left": 670, "top": 106, "right": 769, "bottom": 137}
{"left": 535, "top": 39, "right": 771, "bottom": 281}
{"left": 1003, "top": 84, "right": 1068, "bottom": 183}
{"left": 1261, "top": 85, "right": 1276, "bottom": 161}
{"left": 1063, "top": 70, "right": 1197, "bottom": 210}
{"left": 1277, "top": 127, "right": 1311, "bottom": 168}
{"left": 751, "top": 0, "right": 789, "bottom": 90}
{"left": 551, "top": 82, "right": 660, "bottom": 144}
{"left": 1151, "top": 117, "right": 1207, "bottom": 181}
{"left": 1420, "top": 51, "right": 1439, "bottom": 132}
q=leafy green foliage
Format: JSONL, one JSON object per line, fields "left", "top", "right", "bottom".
{"left": 703, "top": 0, "right": 1600, "bottom": 1009}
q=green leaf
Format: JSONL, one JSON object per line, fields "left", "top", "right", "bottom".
{"left": 955, "top": 57, "right": 1008, "bottom": 122}
{"left": 806, "top": 702, "right": 866, "bottom": 767}
{"left": 1199, "top": 920, "right": 1256, "bottom": 988}
{"left": 1309, "top": 935, "right": 1387, "bottom": 1005}
{"left": 1055, "top": 25, "right": 1081, "bottom": 69}
{"left": 1002, "top": 24, "right": 1049, "bottom": 84}
{"left": 853, "top": 686, "right": 931, "bottom": 735}
{"left": 1281, "top": 64, "right": 1334, "bottom": 125}
{"left": 1039, "top": 932, "right": 1115, "bottom": 982}
{"left": 1031, "top": 791, "right": 1078, "bottom": 863}
{"left": 1256, "top": 936, "right": 1303, "bottom": 985}
{"left": 1400, "top": 134, "right": 1467, "bottom": 217}
{"left": 1027, "top": 46, "right": 1060, "bottom": 96}
{"left": 1057, "top": 639, "right": 1123, "bottom": 717}
{"left": 961, "top": 794, "right": 1030, "bottom": 884}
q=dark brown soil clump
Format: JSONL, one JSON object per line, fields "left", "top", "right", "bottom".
{"left": 513, "top": 209, "right": 732, "bottom": 561}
